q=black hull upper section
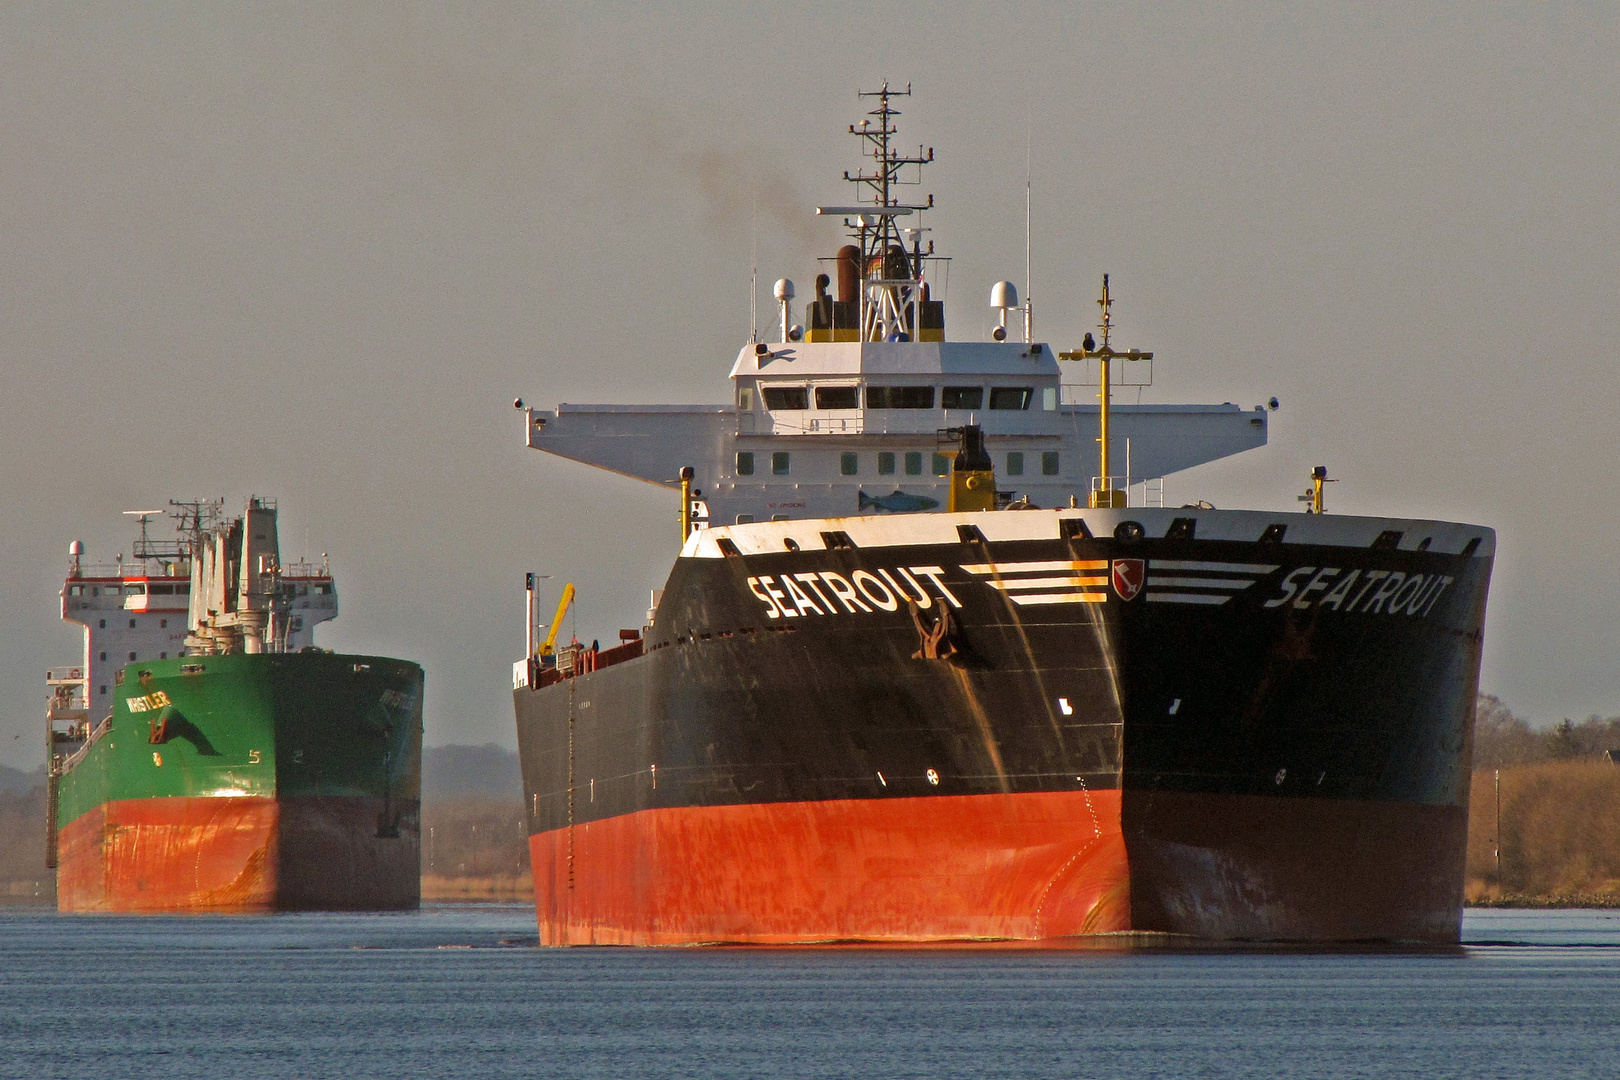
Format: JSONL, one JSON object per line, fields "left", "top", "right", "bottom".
{"left": 515, "top": 508, "right": 1492, "bottom": 839}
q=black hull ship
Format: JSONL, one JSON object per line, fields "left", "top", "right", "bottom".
{"left": 517, "top": 508, "right": 1489, "bottom": 944}
{"left": 512, "top": 86, "right": 1493, "bottom": 944}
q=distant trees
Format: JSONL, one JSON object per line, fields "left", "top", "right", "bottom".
{"left": 0, "top": 781, "right": 51, "bottom": 901}
{"left": 419, "top": 797, "right": 531, "bottom": 900}
{"left": 1472, "top": 694, "right": 1620, "bottom": 769}
{"left": 416, "top": 745, "right": 531, "bottom": 900}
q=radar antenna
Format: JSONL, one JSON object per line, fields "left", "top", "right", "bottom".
{"left": 166, "top": 499, "right": 225, "bottom": 558}
{"left": 123, "top": 509, "right": 170, "bottom": 563}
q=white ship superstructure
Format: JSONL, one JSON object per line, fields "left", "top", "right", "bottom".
{"left": 48, "top": 500, "right": 338, "bottom": 739}
{"left": 525, "top": 343, "right": 1268, "bottom": 525}
{"left": 523, "top": 85, "right": 1270, "bottom": 521}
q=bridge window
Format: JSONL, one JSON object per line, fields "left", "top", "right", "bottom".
{"left": 904, "top": 452, "right": 923, "bottom": 476}
{"left": 736, "top": 514, "right": 755, "bottom": 524}
{"left": 990, "top": 387, "right": 1033, "bottom": 410}
{"left": 816, "top": 386, "right": 859, "bottom": 410}
{"left": 866, "top": 385, "right": 935, "bottom": 409}
{"left": 933, "top": 454, "right": 950, "bottom": 476}
{"left": 1007, "top": 452, "right": 1025, "bottom": 476}
{"left": 772, "top": 452, "right": 791, "bottom": 475}
{"left": 942, "top": 386, "right": 983, "bottom": 410}
{"left": 840, "top": 452, "right": 858, "bottom": 476}
{"left": 100, "top": 652, "right": 107, "bottom": 661}
{"left": 737, "top": 386, "right": 754, "bottom": 410}
{"left": 1043, "top": 451, "right": 1061, "bottom": 476}
{"left": 1042, "top": 387, "right": 1058, "bottom": 410}
{"left": 763, "top": 386, "right": 808, "bottom": 410}
{"left": 878, "top": 452, "right": 896, "bottom": 475}
{"left": 129, "top": 652, "right": 137, "bottom": 661}
{"left": 736, "top": 452, "right": 755, "bottom": 476}
{"left": 99, "top": 619, "right": 106, "bottom": 629}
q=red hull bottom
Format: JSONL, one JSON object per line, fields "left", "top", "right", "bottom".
{"left": 56, "top": 796, "right": 420, "bottom": 913}
{"left": 529, "top": 790, "right": 1466, "bottom": 945}
{"left": 531, "top": 790, "right": 1129, "bottom": 945}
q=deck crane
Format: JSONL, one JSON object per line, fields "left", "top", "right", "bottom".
{"left": 537, "top": 583, "right": 575, "bottom": 659}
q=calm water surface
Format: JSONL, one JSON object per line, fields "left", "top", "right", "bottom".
{"left": 1, "top": 905, "right": 1617, "bottom": 1079}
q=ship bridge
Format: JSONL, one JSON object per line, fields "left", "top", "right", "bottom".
{"left": 524, "top": 338, "right": 1266, "bottom": 527}
{"left": 521, "top": 84, "right": 1270, "bottom": 527}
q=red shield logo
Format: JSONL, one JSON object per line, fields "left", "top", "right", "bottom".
{"left": 1112, "top": 558, "right": 1145, "bottom": 601}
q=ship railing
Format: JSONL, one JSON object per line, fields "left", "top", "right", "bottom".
{"left": 66, "top": 561, "right": 190, "bottom": 581}
{"left": 1089, "top": 475, "right": 1164, "bottom": 508}
{"left": 740, "top": 415, "right": 868, "bottom": 436}
{"left": 50, "top": 718, "right": 92, "bottom": 742}
{"left": 527, "top": 635, "right": 645, "bottom": 690}
{"left": 1060, "top": 359, "right": 1153, "bottom": 398}
{"left": 743, "top": 413, "right": 995, "bottom": 437}
{"left": 47, "top": 692, "right": 89, "bottom": 721}
{"left": 46, "top": 667, "right": 87, "bottom": 685}
{"left": 56, "top": 716, "right": 111, "bottom": 775}
{"left": 1062, "top": 384, "right": 1152, "bottom": 409}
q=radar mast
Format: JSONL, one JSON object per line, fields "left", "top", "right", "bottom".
{"left": 815, "top": 82, "right": 943, "bottom": 342}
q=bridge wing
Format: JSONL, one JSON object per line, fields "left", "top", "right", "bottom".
{"left": 525, "top": 404, "right": 737, "bottom": 487}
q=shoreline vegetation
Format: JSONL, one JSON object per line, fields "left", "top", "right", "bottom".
{"left": 420, "top": 794, "right": 530, "bottom": 902}
{"left": 5, "top": 703, "right": 1620, "bottom": 909}
{"left": 1463, "top": 697, "right": 1620, "bottom": 905}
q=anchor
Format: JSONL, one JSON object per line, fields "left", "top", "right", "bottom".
{"left": 909, "top": 600, "right": 961, "bottom": 663}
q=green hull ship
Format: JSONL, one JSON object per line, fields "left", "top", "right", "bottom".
{"left": 47, "top": 500, "right": 423, "bottom": 912}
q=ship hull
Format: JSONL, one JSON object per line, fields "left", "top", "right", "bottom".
{"left": 514, "top": 507, "right": 1493, "bottom": 944}
{"left": 525, "top": 789, "right": 1465, "bottom": 945}
{"left": 529, "top": 790, "right": 1129, "bottom": 945}
{"left": 54, "top": 794, "right": 419, "bottom": 912}
{"left": 52, "top": 652, "right": 423, "bottom": 913}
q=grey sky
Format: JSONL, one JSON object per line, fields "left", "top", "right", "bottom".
{"left": 3, "top": 4, "right": 1617, "bottom": 764}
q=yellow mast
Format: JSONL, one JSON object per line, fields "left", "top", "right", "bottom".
{"left": 1058, "top": 274, "right": 1150, "bottom": 509}
{"left": 1300, "top": 466, "right": 1334, "bottom": 514}
{"left": 679, "top": 466, "right": 695, "bottom": 543}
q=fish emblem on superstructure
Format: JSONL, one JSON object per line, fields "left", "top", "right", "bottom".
{"left": 858, "top": 490, "right": 941, "bottom": 513}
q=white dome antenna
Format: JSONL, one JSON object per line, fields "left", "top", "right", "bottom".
{"left": 774, "top": 279, "right": 796, "bottom": 343}
{"left": 990, "top": 280, "right": 1018, "bottom": 341}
